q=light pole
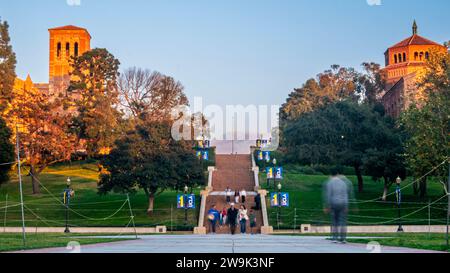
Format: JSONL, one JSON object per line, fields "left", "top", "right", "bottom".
{"left": 184, "top": 185, "right": 189, "bottom": 227}
{"left": 64, "top": 177, "right": 71, "bottom": 233}
{"left": 272, "top": 158, "right": 277, "bottom": 188}
{"left": 277, "top": 182, "right": 282, "bottom": 230}
{"left": 396, "top": 177, "right": 404, "bottom": 232}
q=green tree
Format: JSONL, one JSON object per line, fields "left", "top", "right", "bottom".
{"left": 400, "top": 50, "right": 450, "bottom": 198}
{"left": 98, "top": 120, "right": 205, "bottom": 213}
{"left": 0, "top": 19, "right": 16, "bottom": 112}
{"left": 281, "top": 65, "right": 359, "bottom": 125}
{"left": 68, "top": 48, "right": 122, "bottom": 156}
{"left": 284, "top": 101, "right": 405, "bottom": 193}
{"left": 0, "top": 116, "right": 14, "bottom": 184}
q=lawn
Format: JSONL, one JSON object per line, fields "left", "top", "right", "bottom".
{"left": 0, "top": 161, "right": 202, "bottom": 230}
{"left": 345, "top": 233, "right": 450, "bottom": 252}
{"left": 260, "top": 170, "right": 449, "bottom": 229}
{"left": 0, "top": 233, "right": 134, "bottom": 252}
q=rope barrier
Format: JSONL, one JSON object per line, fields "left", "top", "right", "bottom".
{"left": 26, "top": 172, "right": 132, "bottom": 221}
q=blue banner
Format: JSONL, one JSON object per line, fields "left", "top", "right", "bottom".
{"left": 270, "top": 192, "right": 289, "bottom": 207}
{"left": 177, "top": 194, "right": 196, "bottom": 209}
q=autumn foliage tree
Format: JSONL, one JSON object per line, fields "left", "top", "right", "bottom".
{"left": 4, "top": 80, "right": 76, "bottom": 194}
{"left": 0, "top": 19, "right": 16, "bottom": 112}
{"left": 68, "top": 48, "right": 122, "bottom": 156}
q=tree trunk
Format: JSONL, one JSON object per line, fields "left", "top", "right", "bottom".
{"left": 419, "top": 176, "right": 427, "bottom": 199}
{"left": 147, "top": 193, "right": 155, "bottom": 215}
{"left": 30, "top": 165, "right": 41, "bottom": 195}
{"left": 354, "top": 165, "right": 364, "bottom": 193}
{"left": 413, "top": 179, "right": 419, "bottom": 196}
{"left": 382, "top": 177, "right": 389, "bottom": 201}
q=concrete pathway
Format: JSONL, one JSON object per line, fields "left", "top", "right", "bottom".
{"left": 14, "top": 235, "right": 443, "bottom": 253}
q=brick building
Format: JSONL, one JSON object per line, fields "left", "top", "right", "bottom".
{"left": 381, "top": 21, "right": 447, "bottom": 117}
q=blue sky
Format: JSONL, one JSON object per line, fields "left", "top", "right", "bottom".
{"left": 1, "top": 0, "right": 449, "bottom": 108}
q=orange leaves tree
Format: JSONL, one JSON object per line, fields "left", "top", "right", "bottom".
{"left": 5, "top": 82, "right": 76, "bottom": 194}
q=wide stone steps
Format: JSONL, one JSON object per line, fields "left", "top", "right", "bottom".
{"left": 203, "top": 154, "right": 263, "bottom": 234}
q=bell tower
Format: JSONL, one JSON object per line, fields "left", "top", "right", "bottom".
{"left": 48, "top": 25, "right": 91, "bottom": 95}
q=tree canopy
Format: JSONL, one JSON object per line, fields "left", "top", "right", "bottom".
{"left": 283, "top": 101, "right": 405, "bottom": 193}
{"left": 0, "top": 116, "right": 14, "bottom": 185}
{"left": 0, "top": 19, "right": 16, "bottom": 112}
{"left": 98, "top": 120, "right": 205, "bottom": 213}
{"left": 400, "top": 50, "right": 450, "bottom": 198}
{"left": 68, "top": 48, "right": 122, "bottom": 156}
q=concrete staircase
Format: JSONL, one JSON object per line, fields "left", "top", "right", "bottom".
{"left": 202, "top": 155, "right": 263, "bottom": 234}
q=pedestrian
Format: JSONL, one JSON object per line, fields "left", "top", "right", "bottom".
{"left": 238, "top": 205, "right": 249, "bottom": 234}
{"left": 249, "top": 209, "right": 257, "bottom": 234}
{"left": 240, "top": 188, "right": 247, "bottom": 203}
{"left": 227, "top": 203, "right": 239, "bottom": 235}
{"left": 234, "top": 190, "right": 240, "bottom": 204}
{"left": 207, "top": 204, "right": 220, "bottom": 234}
{"left": 225, "top": 186, "right": 231, "bottom": 204}
{"left": 220, "top": 207, "right": 228, "bottom": 226}
{"left": 252, "top": 193, "right": 261, "bottom": 210}
{"left": 323, "top": 170, "right": 354, "bottom": 244}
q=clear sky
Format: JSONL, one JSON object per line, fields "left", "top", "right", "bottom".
{"left": 1, "top": 0, "right": 449, "bottom": 109}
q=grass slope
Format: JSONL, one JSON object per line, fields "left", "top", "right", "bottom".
{"left": 260, "top": 171, "right": 448, "bottom": 229}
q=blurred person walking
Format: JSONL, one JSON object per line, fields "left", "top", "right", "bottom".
{"left": 323, "top": 170, "right": 354, "bottom": 244}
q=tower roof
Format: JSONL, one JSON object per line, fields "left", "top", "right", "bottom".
{"left": 388, "top": 21, "right": 443, "bottom": 49}
{"left": 48, "top": 25, "right": 91, "bottom": 38}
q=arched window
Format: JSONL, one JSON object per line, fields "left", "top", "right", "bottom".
{"left": 403, "top": 53, "right": 406, "bottom": 62}
{"left": 397, "top": 54, "right": 401, "bottom": 63}
{"left": 394, "top": 54, "right": 398, "bottom": 64}
{"left": 74, "top": 42, "right": 79, "bottom": 57}
{"left": 419, "top": 52, "right": 424, "bottom": 61}
{"left": 57, "top": 42, "right": 62, "bottom": 58}
{"left": 66, "top": 43, "right": 70, "bottom": 57}
{"left": 425, "top": 52, "right": 430, "bottom": 60}
{"left": 414, "top": 52, "right": 419, "bottom": 61}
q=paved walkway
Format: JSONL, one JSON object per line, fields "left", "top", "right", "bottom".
{"left": 15, "top": 235, "right": 442, "bottom": 253}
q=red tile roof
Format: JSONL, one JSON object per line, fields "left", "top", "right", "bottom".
{"left": 48, "top": 25, "right": 91, "bottom": 37}
{"left": 389, "top": 34, "right": 443, "bottom": 49}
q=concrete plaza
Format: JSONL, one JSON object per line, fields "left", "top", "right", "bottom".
{"left": 16, "top": 235, "right": 443, "bottom": 253}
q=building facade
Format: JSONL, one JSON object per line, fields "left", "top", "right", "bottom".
{"left": 13, "top": 25, "right": 91, "bottom": 98}
{"left": 381, "top": 21, "right": 447, "bottom": 117}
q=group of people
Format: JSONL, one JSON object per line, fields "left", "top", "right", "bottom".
{"left": 225, "top": 187, "right": 247, "bottom": 204}
{"left": 207, "top": 203, "right": 257, "bottom": 235}
{"left": 224, "top": 186, "right": 261, "bottom": 210}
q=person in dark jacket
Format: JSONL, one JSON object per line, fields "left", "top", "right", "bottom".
{"left": 253, "top": 193, "right": 261, "bottom": 210}
{"left": 227, "top": 203, "right": 239, "bottom": 235}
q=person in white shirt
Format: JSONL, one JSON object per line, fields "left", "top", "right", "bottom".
{"left": 240, "top": 189, "right": 247, "bottom": 203}
{"left": 238, "top": 205, "right": 249, "bottom": 234}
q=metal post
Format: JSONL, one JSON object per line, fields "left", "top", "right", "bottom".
{"left": 428, "top": 199, "right": 431, "bottom": 238}
{"left": 170, "top": 204, "right": 173, "bottom": 234}
{"left": 446, "top": 162, "right": 449, "bottom": 248}
{"left": 3, "top": 194, "right": 8, "bottom": 233}
{"left": 16, "top": 126, "right": 26, "bottom": 248}
{"left": 64, "top": 187, "right": 70, "bottom": 233}
{"left": 277, "top": 191, "right": 281, "bottom": 230}
{"left": 293, "top": 207, "right": 297, "bottom": 234}
{"left": 184, "top": 189, "right": 188, "bottom": 227}
{"left": 127, "top": 194, "right": 138, "bottom": 239}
